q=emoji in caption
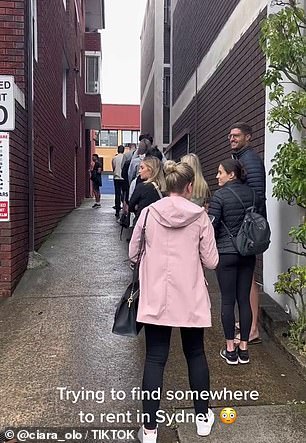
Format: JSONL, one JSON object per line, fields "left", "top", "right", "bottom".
{"left": 220, "top": 407, "right": 237, "bottom": 424}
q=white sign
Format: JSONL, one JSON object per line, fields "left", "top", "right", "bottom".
{"left": 0, "top": 132, "right": 10, "bottom": 222}
{"left": 0, "top": 76, "right": 15, "bottom": 131}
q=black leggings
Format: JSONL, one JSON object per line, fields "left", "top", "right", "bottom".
{"left": 142, "top": 324, "right": 209, "bottom": 429}
{"left": 216, "top": 254, "right": 256, "bottom": 342}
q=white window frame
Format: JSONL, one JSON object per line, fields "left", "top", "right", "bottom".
{"left": 32, "top": 0, "right": 38, "bottom": 61}
{"left": 62, "top": 57, "right": 69, "bottom": 118}
{"left": 74, "top": 0, "right": 80, "bottom": 23}
{"left": 75, "top": 79, "right": 79, "bottom": 110}
{"left": 85, "top": 51, "right": 101, "bottom": 94}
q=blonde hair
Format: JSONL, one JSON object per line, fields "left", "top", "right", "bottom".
{"left": 180, "top": 153, "right": 210, "bottom": 204}
{"left": 141, "top": 157, "right": 166, "bottom": 193}
{"left": 163, "top": 161, "right": 194, "bottom": 194}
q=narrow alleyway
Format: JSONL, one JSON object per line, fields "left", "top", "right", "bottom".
{"left": 0, "top": 197, "right": 306, "bottom": 443}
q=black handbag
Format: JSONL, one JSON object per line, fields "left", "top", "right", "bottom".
{"left": 112, "top": 210, "right": 149, "bottom": 337}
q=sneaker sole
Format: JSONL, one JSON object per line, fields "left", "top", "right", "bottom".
{"left": 238, "top": 357, "right": 250, "bottom": 364}
{"left": 220, "top": 350, "right": 238, "bottom": 365}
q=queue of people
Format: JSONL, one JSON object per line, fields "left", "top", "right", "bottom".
{"left": 111, "top": 123, "right": 267, "bottom": 442}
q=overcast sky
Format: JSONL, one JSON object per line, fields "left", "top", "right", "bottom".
{"left": 101, "top": 0, "right": 147, "bottom": 105}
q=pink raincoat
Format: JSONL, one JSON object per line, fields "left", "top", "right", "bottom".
{"left": 129, "top": 196, "right": 219, "bottom": 328}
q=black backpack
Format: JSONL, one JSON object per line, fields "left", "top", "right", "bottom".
{"left": 222, "top": 188, "right": 271, "bottom": 256}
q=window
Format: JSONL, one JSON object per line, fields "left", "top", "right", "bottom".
{"left": 163, "top": 74, "right": 170, "bottom": 107}
{"left": 32, "top": 0, "right": 38, "bottom": 61}
{"left": 74, "top": 0, "right": 80, "bottom": 22}
{"left": 95, "top": 130, "right": 118, "bottom": 146}
{"left": 164, "top": 0, "right": 171, "bottom": 25}
{"left": 62, "top": 57, "right": 69, "bottom": 117}
{"left": 75, "top": 79, "right": 79, "bottom": 109}
{"left": 122, "top": 130, "right": 140, "bottom": 146}
{"left": 85, "top": 54, "right": 100, "bottom": 94}
{"left": 48, "top": 146, "right": 54, "bottom": 172}
{"left": 80, "top": 118, "right": 83, "bottom": 148}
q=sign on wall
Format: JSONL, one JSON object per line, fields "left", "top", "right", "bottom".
{"left": 0, "top": 76, "right": 15, "bottom": 131}
{"left": 0, "top": 132, "right": 10, "bottom": 222}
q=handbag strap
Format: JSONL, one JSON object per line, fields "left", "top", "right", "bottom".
{"left": 132, "top": 209, "right": 149, "bottom": 283}
{"left": 152, "top": 181, "right": 163, "bottom": 199}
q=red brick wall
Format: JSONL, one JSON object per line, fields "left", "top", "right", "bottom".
{"left": 0, "top": 0, "right": 27, "bottom": 296}
{"left": 0, "top": 0, "right": 92, "bottom": 296}
{"left": 32, "top": 0, "right": 87, "bottom": 247}
{"left": 85, "top": 32, "right": 101, "bottom": 51}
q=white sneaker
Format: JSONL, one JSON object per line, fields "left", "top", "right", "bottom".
{"left": 137, "top": 425, "right": 157, "bottom": 443}
{"left": 196, "top": 408, "right": 215, "bottom": 436}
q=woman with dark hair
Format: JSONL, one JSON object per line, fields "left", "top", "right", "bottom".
{"left": 129, "top": 162, "right": 218, "bottom": 442}
{"left": 208, "top": 159, "right": 259, "bottom": 365}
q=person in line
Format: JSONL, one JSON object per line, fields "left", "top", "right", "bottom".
{"left": 129, "top": 157, "right": 165, "bottom": 223}
{"left": 90, "top": 154, "right": 102, "bottom": 208}
{"left": 229, "top": 122, "right": 266, "bottom": 345}
{"left": 129, "top": 162, "right": 219, "bottom": 442}
{"left": 208, "top": 159, "right": 259, "bottom": 365}
{"left": 128, "top": 138, "right": 152, "bottom": 185}
{"left": 112, "top": 145, "right": 125, "bottom": 218}
{"left": 181, "top": 153, "right": 210, "bottom": 208}
{"left": 121, "top": 143, "right": 137, "bottom": 207}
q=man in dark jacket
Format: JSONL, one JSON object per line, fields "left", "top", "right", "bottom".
{"left": 229, "top": 122, "right": 267, "bottom": 345}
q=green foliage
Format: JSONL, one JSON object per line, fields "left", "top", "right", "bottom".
{"left": 289, "top": 223, "right": 306, "bottom": 247}
{"left": 261, "top": 1, "right": 306, "bottom": 352}
{"left": 270, "top": 140, "right": 306, "bottom": 208}
{"left": 274, "top": 266, "right": 306, "bottom": 352}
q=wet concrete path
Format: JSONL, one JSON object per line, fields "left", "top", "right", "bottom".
{"left": 0, "top": 197, "right": 306, "bottom": 442}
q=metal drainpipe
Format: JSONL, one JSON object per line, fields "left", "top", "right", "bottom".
{"left": 27, "top": 0, "right": 35, "bottom": 257}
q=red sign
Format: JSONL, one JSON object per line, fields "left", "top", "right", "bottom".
{"left": 0, "top": 201, "right": 8, "bottom": 218}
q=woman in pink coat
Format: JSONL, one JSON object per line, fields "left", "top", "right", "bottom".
{"left": 129, "top": 161, "right": 219, "bottom": 443}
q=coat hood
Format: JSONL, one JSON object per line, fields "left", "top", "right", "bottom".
{"left": 149, "top": 196, "right": 204, "bottom": 228}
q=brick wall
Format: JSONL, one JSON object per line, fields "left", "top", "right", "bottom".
{"left": 33, "top": 0, "right": 86, "bottom": 248}
{"left": 0, "top": 0, "right": 27, "bottom": 296}
{"left": 0, "top": 0, "right": 90, "bottom": 296}
{"left": 172, "top": 11, "right": 267, "bottom": 282}
{"left": 172, "top": 0, "right": 240, "bottom": 103}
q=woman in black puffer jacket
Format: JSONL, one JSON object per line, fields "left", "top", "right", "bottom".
{"left": 208, "top": 159, "right": 259, "bottom": 366}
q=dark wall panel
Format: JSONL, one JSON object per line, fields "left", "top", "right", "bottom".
{"left": 172, "top": 11, "right": 267, "bottom": 282}
{"left": 141, "top": 77, "right": 155, "bottom": 138}
{"left": 141, "top": 0, "right": 155, "bottom": 96}
{"left": 172, "top": 0, "right": 240, "bottom": 103}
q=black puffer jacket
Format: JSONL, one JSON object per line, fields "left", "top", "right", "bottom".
{"left": 232, "top": 145, "right": 266, "bottom": 218}
{"left": 208, "top": 180, "right": 259, "bottom": 254}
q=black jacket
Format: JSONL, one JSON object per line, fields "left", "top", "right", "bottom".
{"left": 129, "top": 182, "right": 162, "bottom": 220}
{"left": 208, "top": 180, "right": 259, "bottom": 254}
{"left": 232, "top": 145, "right": 266, "bottom": 218}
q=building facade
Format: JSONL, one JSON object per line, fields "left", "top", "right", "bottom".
{"left": 95, "top": 104, "right": 140, "bottom": 172}
{"left": 0, "top": 0, "right": 104, "bottom": 297}
{"left": 140, "top": 0, "right": 305, "bottom": 314}
{"left": 140, "top": 0, "right": 171, "bottom": 149}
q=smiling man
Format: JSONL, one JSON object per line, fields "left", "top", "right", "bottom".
{"left": 228, "top": 122, "right": 267, "bottom": 346}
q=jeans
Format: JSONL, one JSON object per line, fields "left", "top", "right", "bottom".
{"left": 216, "top": 254, "right": 256, "bottom": 342}
{"left": 142, "top": 324, "right": 210, "bottom": 429}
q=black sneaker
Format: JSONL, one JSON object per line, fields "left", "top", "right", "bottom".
{"left": 237, "top": 347, "right": 249, "bottom": 364}
{"left": 92, "top": 203, "right": 98, "bottom": 208}
{"left": 220, "top": 348, "right": 238, "bottom": 365}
